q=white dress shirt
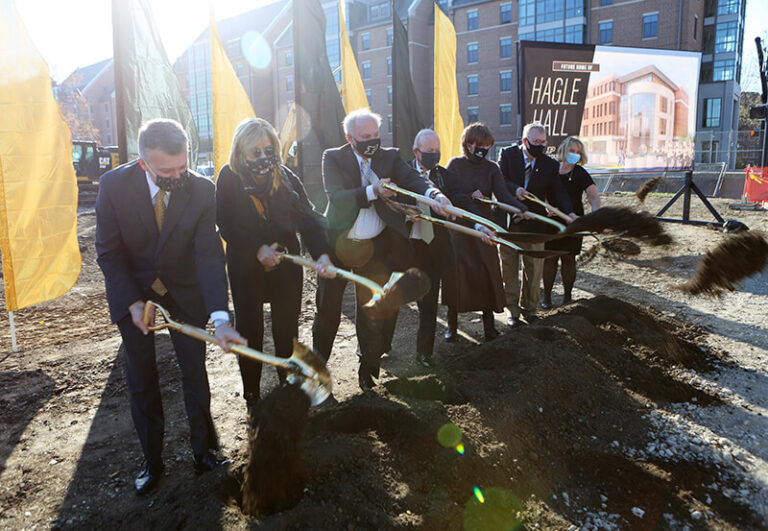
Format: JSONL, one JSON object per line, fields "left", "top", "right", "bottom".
{"left": 145, "top": 171, "right": 229, "bottom": 326}
{"left": 347, "top": 152, "right": 387, "bottom": 240}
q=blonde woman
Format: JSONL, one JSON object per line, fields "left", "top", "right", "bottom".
{"left": 542, "top": 136, "right": 600, "bottom": 308}
{"left": 215, "top": 118, "right": 333, "bottom": 412}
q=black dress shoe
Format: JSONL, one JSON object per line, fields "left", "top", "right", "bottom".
{"left": 135, "top": 462, "right": 163, "bottom": 495}
{"left": 358, "top": 373, "right": 375, "bottom": 392}
{"left": 443, "top": 329, "right": 458, "bottom": 342}
{"left": 484, "top": 328, "right": 500, "bottom": 342}
{"left": 506, "top": 316, "right": 525, "bottom": 328}
{"left": 193, "top": 452, "right": 230, "bottom": 474}
{"left": 523, "top": 314, "right": 539, "bottom": 324}
{"left": 540, "top": 300, "right": 552, "bottom": 310}
{"left": 417, "top": 352, "right": 433, "bottom": 368}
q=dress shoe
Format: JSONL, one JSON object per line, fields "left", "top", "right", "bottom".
{"left": 443, "top": 328, "right": 458, "bottom": 342}
{"left": 135, "top": 461, "right": 163, "bottom": 495}
{"left": 522, "top": 314, "right": 539, "bottom": 324}
{"left": 562, "top": 295, "right": 573, "bottom": 305}
{"left": 358, "top": 373, "right": 375, "bottom": 392}
{"left": 540, "top": 300, "right": 552, "bottom": 310}
{"left": 193, "top": 451, "right": 230, "bottom": 474}
{"left": 483, "top": 327, "right": 500, "bottom": 342}
{"left": 506, "top": 316, "right": 525, "bottom": 328}
{"left": 417, "top": 352, "right": 433, "bottom": 368}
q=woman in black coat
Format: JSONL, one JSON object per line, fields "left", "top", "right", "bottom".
{"left": 216, "top": 118, "right": 334, "bottom": 412}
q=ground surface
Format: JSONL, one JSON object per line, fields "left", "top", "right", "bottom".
{"left": 0, "top": 195, "right": 766, "bottom": 530}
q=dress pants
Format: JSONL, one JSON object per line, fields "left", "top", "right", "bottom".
{"left": 500, "top": 242, "right": 544, "bottom": 318}
{"left": 313, "top": 227, "right": 411, "bottom": 379}
{"left": 411, "top": 239, "right": 441, "bottom": 357}
{"left": 234, "top": 263, "right": 303, "bottom": 403}
{"left": 117, "top": 292, "right": 217, "bottom": 467}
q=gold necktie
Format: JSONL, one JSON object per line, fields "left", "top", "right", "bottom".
{"left": 151, "top": 190, "right": 168, "bottom": 296}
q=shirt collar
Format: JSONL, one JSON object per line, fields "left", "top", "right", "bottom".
{"left": 353, "top": 149, "right": 371, "bottom": 171}
{"left": 145, "top": 171, "right": 165, "bottom": 199}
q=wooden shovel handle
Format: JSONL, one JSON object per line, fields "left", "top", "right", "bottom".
{"left": 522, "top": 191, "right": 573, "bottom": 224}
{"left": 473, "top": 196, "right": 566, "bottom": 232}
{"left": 416, "top": 214, "right": 523, "bottom": 251}
{"left": 279, "top": 253, "right": 384, "bottom": 296}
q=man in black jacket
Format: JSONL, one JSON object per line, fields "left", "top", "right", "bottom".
{"left": 312, "top": 110, "right": 452, "bottom": 391}
{"left": 497, "top": 123, "right": 575, "bottom": 326}
{"left": 96, "top": 119, "right": 245, "bottom": 495}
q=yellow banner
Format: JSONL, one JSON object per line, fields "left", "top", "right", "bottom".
{"left": 279, "top": 102, "right": 297, "bottom": 163}
{"left": 434, "top": 4, "right": 464, "bottom": 167}
{"left": 339, "top": 0, "right": 369, "bottom": 113}
{"left": 210, "top": 2, "right": 256, "bottom": 181}
{"left": 0, "top": 0, "right": 81, "bottom": 312}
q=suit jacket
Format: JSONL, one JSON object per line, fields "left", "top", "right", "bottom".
{"left": 497, "top": 143, "right": 574, "bottom": 232}
{"left": 95, "top": 161, "right": 228, "bottom": 326}
{"left": 322, "top": 144, "right": 430, "bottom": 239}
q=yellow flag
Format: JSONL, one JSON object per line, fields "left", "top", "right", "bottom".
{"left": 279, "top": 103, "right": 297, "bottom": 163}
{"left": 210, "top": 2, "right": 256, "bottom": 181}
{"left": 339, "top": 0, "right": 369, "bottom": 113}
{"left": 434, "top": 4, "right": 464, "bottom": 167}
{"left": 0, "top": 0, "right": 81, "bottom": 312}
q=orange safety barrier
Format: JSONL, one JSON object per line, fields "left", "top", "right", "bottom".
{"left": 743, "top": 166, "right": 768, "bottom": 203}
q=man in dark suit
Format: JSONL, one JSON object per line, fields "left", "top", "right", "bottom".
{"left": 497, "top": 123, "right": 576, "bottom": 327}
{"left": 96, "top": 119, "right": 245, "bottom": 495}
{"left": 312, "top": 110, "right": 453, "bottom": 391}
{"left": 407, "top": 129, "right": 468, "bottom": 367}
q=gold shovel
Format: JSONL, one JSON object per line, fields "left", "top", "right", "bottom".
{"left": 142, "top": 301, "right": 332, "bottom": 406}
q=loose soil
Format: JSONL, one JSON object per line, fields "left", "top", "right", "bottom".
{"left": 0, "top": 195, "right": 767, "bottom": 530}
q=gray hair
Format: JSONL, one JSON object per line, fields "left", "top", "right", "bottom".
{"left": 342, "top": 108, "right": 382, "bottom": 136}
{"left": 138, "top": 119, "right": 188, "bottom": 160}
{"left": 413, "top": 128, "right": 438, "bottom": 150}
{"left": 522, "top": 122, "right": 547, "bottom": 140}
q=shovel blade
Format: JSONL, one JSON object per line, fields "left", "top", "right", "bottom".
{"left": 286, "top": 339, "right": 333, "bottom": 406}
{"left": 363, "top": 268, "right": 430, "bottom": 320}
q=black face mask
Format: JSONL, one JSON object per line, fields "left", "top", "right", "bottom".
{"left": 472, "top": 146, "right": 489, "bottom": 160}
{"left": 418, "top": 151, "right": 441, "bottom": 170}
{"left": 155, "top": 171, "right": 190, "bottom": 192}
{"left": 525, "top": 140, "right": 546, "bottom": 159}
{"left": 353, "top": 137, "right": 381, "bottom": 157}
{"left": 246, "top": 156, "right": 278, "bottom": 176}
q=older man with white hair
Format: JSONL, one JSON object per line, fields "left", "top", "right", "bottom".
{"left": 312, "top": 109, "right": 452, "bottom": 391}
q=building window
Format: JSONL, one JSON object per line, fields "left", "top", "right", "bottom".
{"left": 600, "top": 0, "right": 612, "bottom": 5}
{"left": 693, "top": 15, "right": 698, "bottom": 40}
{"left": 361, "top": 33, "right": 370, "bottom": 51}
{"left": 500, "top": 37, "right": 512, "bottom": 58}
{"left": 565, "top": 0, "right": 584, "bottom": 18}
{"left": 236, "top": 62, "right": 244, "bottom": 76}
{"left": 468, "top": 75, "right": 479, "bottom": 95}
{"left": 381, "top": 2, "right": 390, "bottom": 18}
{"left": 387, "top": 56, "right": 392, "bottom": 76}
{"left": 467, "top": 42, "right": 479, "bottom": 63}
{"left": 717, "top": 0, "right": 739, "bottom": 15}
{"left": 536, "top": 28, "right": 563, "bottom": 42}
{"left": 387, "top": 85, "right": 392, "bottom": 104}
{"left": 519, "top": 0, "right": 535, "bottom": 26}
{"left": 467, "top": 106, "right": 479, "bottom": 123}
{"left": 500, "top": 104, "right": 512, "bottom": 126}
{"left": 703, "top": 98, "right": 721, "bottom": 128}
{"left": 500, "top": 2, "right": 512, "bottom": 24}
{"left": 285, "top": 51, "right": 293, "bottom": 66}
{"left": 519, "top": 32, "right": 534, "bottom": 41}
{"left": 537, "top": 0, "right": 564, "bottom": 23}
{"left": 599, "top": 21, "right": 613, "bottom": 45}
{"left": 365, "top": 88, "right": 372, "bottom": 104}
{"left": 565, "top": 24, "right": 583, "bottom": 43}
{"left": 362, "top": 61, "right": 371, "bottom": 79}
{"left": 386, "top": 27, "right": 393, "bottom": 46}
{"left": 467, "top": 10, "right": 478, "bottom": 31}
{"left": 713, "top": 59, "right": 735, "bottom": 81}
{"left": 387, "top": 114, "right": 392, "bottom": 132}
{"left": 500, "top": 71, "right": 512, "bottom": 92}
{"left": 286, "top": 75, "right": 293, "bottom": 92}
{"left": 715, "top": 21, "right": 738, "bottom": 53}
{"left": 642, "top": 13, "right": 658, "bottom": 39}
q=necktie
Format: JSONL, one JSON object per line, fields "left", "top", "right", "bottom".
{"left": 361, "top": 159, "right": 377, "bottom": 186}
{"left": 524, "top": 162, "right": 533, "bottom": 190}
{"left": 151, "top": 190, "right": 168, "bottom": 296}
{"left": 419, "top": 203, "right": 434, "bottom": 244}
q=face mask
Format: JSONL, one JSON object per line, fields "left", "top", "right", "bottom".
{"left": 525, "top": 139, "right": 546, "bottom": 159}
{"left": 419, "top": 151, "right": 441, "bottom": 170}
{"left": 246, "top": 155, "right": 278, "bottom": 176}
{"left": 565, "top": 152, "right": 581, "bottom": 165}
{"left": 472, "top": 146, "right": 489, "bottom": 160}
{"left": 353, "top": 137, "right": 381, "bottom": 157}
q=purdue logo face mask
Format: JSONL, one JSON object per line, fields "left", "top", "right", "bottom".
{"left": 354, "top": 137, "right": 381, "bottom": 157}
{"left": 472, "top": 146, "right": 489, "bottom": 160}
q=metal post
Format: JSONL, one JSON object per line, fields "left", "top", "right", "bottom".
{"left": 9, "top": 311, "right": 17, "bottom": 352}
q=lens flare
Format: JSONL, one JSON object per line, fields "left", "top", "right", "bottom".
{"left": 241, "top": 30, "right": 271, "bottom": 70}
{"left": 455, "top": 443, "right": 465, "bottom": 455}
{"left": 463, "top": 487, "right": 524, "bottom": 531}
{"left": 473, "top": 487, "right": 485, "bottom": 503}
{"left": 437, "top": 423, "right": 462, "bottom": 448}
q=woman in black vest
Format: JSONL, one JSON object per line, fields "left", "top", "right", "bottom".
{"left": 216, "top": 118, "right": 333, "bottom": 413}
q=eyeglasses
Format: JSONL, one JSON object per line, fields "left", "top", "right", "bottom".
{"left": 251, "top": 146, "right": 276, "bottom": 158}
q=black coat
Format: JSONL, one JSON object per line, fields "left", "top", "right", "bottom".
{"left": 497, "top": 143, "right": 574, "bottom": 232}
{"left": 321, "top": 144, "right": 431, "bottom": 240}
{"left": 95, "top": 161, "right": 228, "bottom": 326}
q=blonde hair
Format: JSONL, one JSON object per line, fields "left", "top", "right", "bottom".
{"left": 555, "top": 136, "right": 588, "bottom": 165}
{"left": 229, "top": 118, "right": 283, "bottom": 189}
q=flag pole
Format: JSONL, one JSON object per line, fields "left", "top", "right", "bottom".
{"left": 9, "top": 311, "right": 17, "bottom": 352}
{"left": 112, "top": 0, "right": 128, "bottom": 165}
